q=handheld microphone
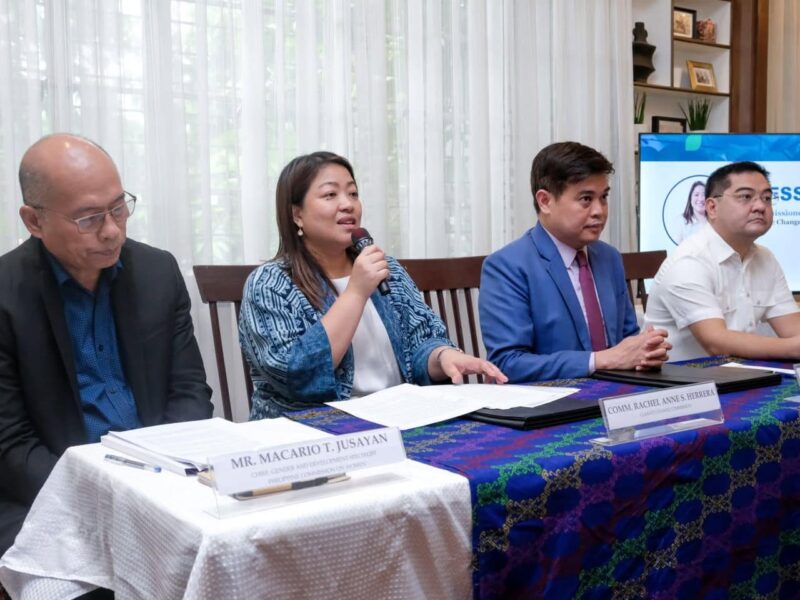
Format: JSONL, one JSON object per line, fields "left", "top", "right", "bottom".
{"left": 351, "top": 227, "right": 390, "bottom": 296}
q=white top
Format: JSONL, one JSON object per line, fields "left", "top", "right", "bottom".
{"left": 644, "top": 223, "right": 799, "bottom": 361}
{"left": 672, "top": 215, "right": 706, "bottom": 244}
{"left": 331, "top": 276, "right": 403, "bottom": 396}
{"left": 542, "top": 227, "right": 605, "bottom": 371}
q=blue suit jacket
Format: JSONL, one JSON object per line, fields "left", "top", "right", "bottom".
{"left": 479, "top": 223, "right": 639, "bottom": 383}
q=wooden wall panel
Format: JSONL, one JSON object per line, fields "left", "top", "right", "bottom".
{"left": 730, "top": 0, "right": 770, "bottom": 132}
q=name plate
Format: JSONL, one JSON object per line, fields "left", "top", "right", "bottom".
{"left": 209, "top": 427, "right": 407, "bottom": 496}
{"left": 786, "top": 364, "right": 800, "bottom": 404}
{"left": 593, "top": 381, "right": 724, "bottom": 446}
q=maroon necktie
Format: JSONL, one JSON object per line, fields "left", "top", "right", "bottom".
{"left": 575, "top": 250, "right": 607, "bottom": 351}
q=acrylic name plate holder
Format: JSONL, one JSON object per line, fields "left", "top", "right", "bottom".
{"left": 591, "top": 381, "right": 724, "bottom": 447}
{"left": 202, "top": 427, "right": 407, "bottom": 518}
{"left": 786, "top": 363, "right": 800, "bottom": 403}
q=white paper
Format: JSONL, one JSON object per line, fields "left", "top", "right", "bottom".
{"left": 720, "top": 361, "right": 794, "bottom": 376}
{"left": 327, "top": 384, "right": 484, "bottom": 429}
{"left": 235, "top": 418, "right": 332, "bottom": 446}
{"left": 326, "top": 383, "right": 578, "bottom": 429}
{"left": 104, "top": 418, "right": 328, "bottom": 467}
{"left": 428, "top": 384, "right": 579, "bottom": 410}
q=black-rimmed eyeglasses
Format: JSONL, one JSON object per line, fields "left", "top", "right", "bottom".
{"left": 31, "top": 192, "right": 137, "bottom": 234}
{"left": 710, "top": 192, "right": 773, "bottom": 206}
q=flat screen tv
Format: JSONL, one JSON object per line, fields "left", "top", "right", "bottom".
{"left": 639, "top": 133, "right": 800, "bottom": 291}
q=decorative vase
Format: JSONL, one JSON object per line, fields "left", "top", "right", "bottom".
{"left": 632, "top": 22, "right": 656, "bottom": 83}
{"left": 697, "top": 19, "right": 717, "bottom": 43}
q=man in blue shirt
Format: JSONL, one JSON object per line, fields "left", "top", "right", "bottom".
{"left": 0, "top": 134, "right": 213, "bottom": 557}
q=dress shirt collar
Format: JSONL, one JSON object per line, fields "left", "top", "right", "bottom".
{"left": 45, "top": 250, "right": 123, "bottom": 290}
{"left": 541, "top": 225, "right": 582, "bottom": 268}
{"left": 703, "top": 223, "right": 746, "bottom": 265}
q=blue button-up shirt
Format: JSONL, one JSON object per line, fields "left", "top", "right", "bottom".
{"left": 47, "top": 253, "right": 142, "bottom": 442}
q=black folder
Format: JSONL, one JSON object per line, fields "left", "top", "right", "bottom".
{"left": 592, "top": 364, "right": 782, "bottom": 393}
{"left": 469, "top": 395, "right": 601, "bottom": 430}
{"left": 469, "top": 364, "right": 782, "bottom": 430}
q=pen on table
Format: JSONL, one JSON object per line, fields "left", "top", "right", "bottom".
{"left": 104, "top": 453, "right": 162, "bottom": 473}
{"left": 234, "top": 473, "right": 349, "bottom": 499}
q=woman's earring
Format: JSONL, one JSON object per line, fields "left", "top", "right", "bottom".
{"left": 297, "top": 226, "right": 304, "bottom": 237}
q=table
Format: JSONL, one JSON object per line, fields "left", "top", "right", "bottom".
{"left": 4, "top": 357, "right": 800, "bottom": 599}
{"left": 0, "top": 446, "right": 472, "bottom": 599}
{"left": 293, "top": 357, "right": 800, "bottom": 599}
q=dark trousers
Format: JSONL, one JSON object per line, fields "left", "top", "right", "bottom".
{"left": 78, "top": 590, "right": 115, "bottom": 599}
{"left": 0, "top": 500, "right": 27, "bottom": 600}
{"left": 0, "top": 583, "right": 113, "bottom": 599}
{"left": 0, "top": 500, "right": 28, "bottom": 557}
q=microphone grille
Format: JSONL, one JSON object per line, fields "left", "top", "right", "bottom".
{"left": 351, "top": 227, "right": 370, "bottom": 243}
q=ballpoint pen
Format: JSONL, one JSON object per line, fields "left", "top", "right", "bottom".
{"left": 233, "top": 473, "right": 349, "bottom": 500}
{"left": 104, "top": 453, "right": 162, "bottom": 473}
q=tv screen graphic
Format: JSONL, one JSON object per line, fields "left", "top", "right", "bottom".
{"left": 639, "top": 133, "right": 800, "bottom": 291}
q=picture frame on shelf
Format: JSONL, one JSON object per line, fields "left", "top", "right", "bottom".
{"left": 673, "top": 7, "right": 696, "bottom": 39}
{"left": 652, "top": 116, "right": 687, "bottom": 134}
{"left": 687, "top": 60, "right": 717, "bottom": 92}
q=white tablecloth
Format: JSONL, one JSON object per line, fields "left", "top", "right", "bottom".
{"left": 0, "top": 444, "right": 472, "bottom": 599}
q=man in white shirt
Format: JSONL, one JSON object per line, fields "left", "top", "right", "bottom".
{"left": 645, "top": 161, "right": 800, "bottom": 361}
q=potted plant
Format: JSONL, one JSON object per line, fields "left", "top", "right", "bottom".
{"left": 680, "top": 98, "right": 711, "bottom": 132}
{"left": 634, "top": 92, "right": 648, "bottom": 141}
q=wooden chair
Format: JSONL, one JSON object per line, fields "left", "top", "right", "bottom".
{"left": 194, "top": 256, "right": 488, "bottom": 417}
{"left": 398, "top": 256, "right": 487, "bottom": 382}
{"left": 621, "top": 250, "right": 667, "bottom": 312}
{"left": 193, "top": 265, "right": 259, "bottom": 420}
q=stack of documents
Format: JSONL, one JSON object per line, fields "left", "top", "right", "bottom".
{"left": 326, "top": 383, "right": 578, "bottom": 430}
{"left": 593, "top": 363, "right": 782, "bottom": 393}
{"left": 101, "top": 418, "right": 328, "bottom": 475}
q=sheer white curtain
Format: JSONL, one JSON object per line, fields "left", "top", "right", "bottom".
{"left": 0, "top": 0, "right": 634, "bottom": 418}
{"left": 767, "top": 0, "right": 800, "bottom": 132}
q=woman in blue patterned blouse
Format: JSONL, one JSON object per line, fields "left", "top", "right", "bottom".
{"left": 240, "top": 152, "right": 506, "bottom": 418}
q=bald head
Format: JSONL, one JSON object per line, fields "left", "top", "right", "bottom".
{"left": 19, "top": 134, "right": 116, "bottom": 208}
{"left": 18, "top": 133, "right": 128, "bottom": 291}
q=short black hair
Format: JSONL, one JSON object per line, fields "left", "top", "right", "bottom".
{"left": 274, "top": 151, "right": 357, "bottom": 311}
{"left": 705, "top": 161, "right": 771, "bottom": 198}
{"left": 530, "top": 142, "right": 614, "bottom": 213}
{"left": 18, "top": 166, "right": 49, "bottom": 207}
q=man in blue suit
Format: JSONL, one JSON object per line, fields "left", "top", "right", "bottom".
{"left": 479, "top": 141, "right": 670, "bottom": 383}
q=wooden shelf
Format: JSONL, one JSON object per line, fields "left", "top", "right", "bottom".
{"left": 634, "top": 82, "right": 730, "bottom": 98}
{"left": 673, "top": 37, "right": 730, "bottom": 50}
{"left": 633, "top": 0, "right": 733, "bottom": 135}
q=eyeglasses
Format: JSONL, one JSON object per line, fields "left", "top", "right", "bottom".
{"left": 711, "top": 191, "right": 774, "bottom": 206}
{"left": 31, "top": 192, "right": 137, "bottom": 234}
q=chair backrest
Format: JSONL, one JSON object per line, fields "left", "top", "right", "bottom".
{"left": 195, "top": 256, "right": 488, "bottom": 416}
{"left": 620, "top": 250, "right": 667, "bottom": 312}
{"left": 398, "top": 256, "right": 486, "bottom": 383}
{"left": 193, "top": 265, "right": 259, "bottom": 421}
